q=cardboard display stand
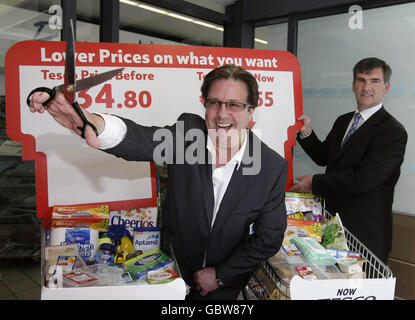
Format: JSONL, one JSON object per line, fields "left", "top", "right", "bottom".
{"left": 5, "top": 41, "right": 303, "bottom": 299}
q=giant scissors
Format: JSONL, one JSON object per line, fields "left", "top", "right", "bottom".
{"left": 26, "top": 20, "right": 124, "bottom": 138}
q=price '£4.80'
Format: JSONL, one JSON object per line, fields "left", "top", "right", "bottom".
{"left": 78, "top": 84, "right": 152, "bottom": 109}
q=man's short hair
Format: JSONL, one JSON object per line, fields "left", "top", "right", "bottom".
{"left": 353, "top": 57, "right": 392, "bottom": 83}
{"left": 201, "top": 64, "right": 259, "bottom": 108}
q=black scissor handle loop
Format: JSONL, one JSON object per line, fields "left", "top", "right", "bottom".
{"left": 71, "top": 101, "right": 99, "bottom": 138}
{"left": 26, "top": 87, "right": 56, "bottom": 107}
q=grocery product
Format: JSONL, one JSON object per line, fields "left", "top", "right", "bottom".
{"left": 295, "top": 266, "right": 319, "bottom": 280}
{"left": 52, "top": 204, "right": 110, "bottom": 220}
{"left": 133, "top": 227, "right": 161, "bottom": 253}
{"left": 50, "top": 218, "right": 109, "bottom": 233}
{"left": 109, "top": 207, "right": 157, "bottom": 236}
{"left": 147, "top": 269, "right": 179, "bottom": 284}
{"left": 53, "top": 256, "right": 78, "bottom": 274}
{"left": 325, "top": 248, "right": 361, "bottom": 260}
{"left": 281, "top": 243, "right": 305, "bottom": 264}
{"left": 44, "top": 243, "right": 79, "bottom": 267}
{"left": 284, "top": 218, "right": 322, "bottom": 244}
{"left": 285, "top": 192, "right": 323, "bottom": 218}
{"left": 290, "top": 237, "right": 337, "bottom": 266}
{"left": 50, "top": 223, "right": 99, "bottom": 262}
{"left": 123, "top": 249, "right": 174, "bottom": 281}
{"left": 95, "top": 243, "right": 116, "bottom": 265}
{"left": 321, "top": 213, "right": 348, "bottom": 250}
{"left": 107, "top": 225, "right": 134, "bottom": 264}
{"left": 337, "top": 256, "right": 366, "bottom": 274}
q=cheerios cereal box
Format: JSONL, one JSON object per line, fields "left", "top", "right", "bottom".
{"left": 109, "top": 207, "right": 157, "bottom": 236}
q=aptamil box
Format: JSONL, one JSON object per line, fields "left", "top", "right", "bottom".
{"left": 109, "top": 207, "right": 157, "bottom": 236}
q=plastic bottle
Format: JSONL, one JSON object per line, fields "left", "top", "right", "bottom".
{"left": 97, "top": 232, "right": 112, "bottom": 248}
{"left": 96, "top": 243, "right": 116, "bottom": 265}
{"left": 120, "top": 229, "right": 134, "bottom": 255}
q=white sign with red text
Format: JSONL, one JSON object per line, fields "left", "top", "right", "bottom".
{"left": 6, "top": 42, "right": 303, "bottom": 223}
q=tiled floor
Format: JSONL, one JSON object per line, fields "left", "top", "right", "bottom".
{"left": 0, "top": 258, "right": 41, "bottom": 300}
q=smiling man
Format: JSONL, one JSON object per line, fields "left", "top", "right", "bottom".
{"left": 29, "top": 64, "right": 288, "bottom": 300}
{"left": 289, "top": 57, "right": 407, "bottom": 264}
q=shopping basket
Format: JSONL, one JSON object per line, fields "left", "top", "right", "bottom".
{"left": 244, "top": 209, "right": 394, "bottom": 300}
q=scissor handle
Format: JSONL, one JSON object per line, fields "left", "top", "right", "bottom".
{"left": 71, "top": 101, "right": 99, "bottom": 138}
{"left": 26, "top": 87, "right": 56, "bottom": 107}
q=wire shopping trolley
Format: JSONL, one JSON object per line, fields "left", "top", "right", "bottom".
{"left": 244, "top": 209, "right": 394, "bottom": 300}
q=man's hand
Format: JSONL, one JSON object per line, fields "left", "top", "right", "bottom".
{"left": 193, "top": 267, "right": 219, "bottom": 296}
{"left": 288, "top": 175, "right": 313, "bottom": 193}
{"left": 29, "top": 91, "right": 104, "bottom": 149}
{"left": 298, "top": 114, "right": 312, "bottom": 138}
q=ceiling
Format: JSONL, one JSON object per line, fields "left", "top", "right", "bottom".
{"left": 0, "top": 0, "right": 240, "bottom": 46}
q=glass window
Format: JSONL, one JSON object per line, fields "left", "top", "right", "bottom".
{"left": 119, "top": 0, "right": 223, "bottom": 46}
{"left": 296, "top": 2, "right": 415, "bottom": 214}
{"left": 254, "top": 23, "right": 288, "bottom": 50}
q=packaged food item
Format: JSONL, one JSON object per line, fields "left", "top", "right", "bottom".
{"left": 290, "top": 263, "right": 344, "bottom": 280}
{"left": 50, "top": 223, "right": 100, "bottom": 262}
{"left": 107, "top": 225, "right": 134, "bottom": 264}
{"left": 44, "top": 243, "right": 79, "bottom": 267}
{"left": 133, "top": 227, "right": 161, "bottom": 253}
{"left": 53, "top": 256, "right": 78, "bottom": 274}
{"left": 287, "top": 210, "right": 325, "bottom": 223}
{"left": 51, "top": 218, "right": 109, "bottom": 232}
{"left": 281, "top": 243, "right": 305, "bottom": 264}
{"left": 283, "top": 218, "right": 322, "bottom": 244}
{"left": 61, "top": 264, "right": 135, "bottom": 288}
{"left": 97, "top": 232, "right": 112, "bottom": 248}
{"left": 317, "top": 264, "right": 345, "bottom": 279}
{"left": 123, "top": 249, "right": 174, "bottom": 280}
{"left": 52, "top": 204, "right": 109, "bottom": 220}
{"left": 147, "top": 269, "right": 179, "bottom": 284}
{"left": 95, "top": 243, "right": 116, "bottom": 265}
{"left": 285, "top": 192, "right": 324, "bottom": 219}
{"left": 321, "top": 213, "right": 348, "bottom": 250}
{"left": 109, "top": 207, "right": 157, "bottom": 236}
{"left": 325, "top": 248, "right": 361, "bottom": 260}
{"left": 291, "top": 237, "right": 337, "bottom": 266}
{"left": 337, "top": 256, "right": 366, "bottom": 274}
{"left": 295, "top": 266, "right": 319, "bottom": 280}
{"left": 62, "top": 268, "right": 103, "bottom": 287}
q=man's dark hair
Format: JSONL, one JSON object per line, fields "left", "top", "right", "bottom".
{"left": 201, "top": 64, "right": 259, "bottom": 108}
{"left": 353, "top": 57, "right": 392, "bottom": 83}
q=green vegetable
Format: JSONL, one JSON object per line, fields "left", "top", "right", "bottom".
{"left": 322, "top": 223, "right": 340, "bottom": 247}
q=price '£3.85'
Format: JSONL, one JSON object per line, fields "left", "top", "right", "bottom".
{"left": 78, "top": 84, "right": 152, "bottom": 109}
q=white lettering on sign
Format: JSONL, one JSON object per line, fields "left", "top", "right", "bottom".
{"left": 40, "top": 47, "right": 96, "bottom": 63}
{"left": 245, "top": 57, "right": 278, "bottom": 68}
{"left": 98, "top": 49, "right": 150, "bottom": 64}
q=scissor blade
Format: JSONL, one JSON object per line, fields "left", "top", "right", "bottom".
{"left": 55, "top": 68, "right": 125, "bottom": 93}
{"left": 63, "top": 19, "right": 76, "bottom": 103}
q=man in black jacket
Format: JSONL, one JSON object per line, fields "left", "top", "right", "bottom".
{"left": 289, "top": 58, "right": 407, "bottom": 264}
{"left": 30, "top": 64, "right": 288, "bottom": 299}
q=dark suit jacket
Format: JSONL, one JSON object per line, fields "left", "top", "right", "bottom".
{"left": 103, "top": 113, "right": 288, "bottom": 291}
{"left": 297, "top": 106, "right": 407, "bottom": 263}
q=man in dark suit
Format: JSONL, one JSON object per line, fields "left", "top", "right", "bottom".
{"left": 29, "top": 65, "right": 288, "bottom": 300}
{"left": 289, "top": 57, "right": 407, "bottom": 264}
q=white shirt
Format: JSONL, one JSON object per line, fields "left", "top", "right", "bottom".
{"left": 97, "top": 112, "right": 247, "bottom": 228}
{"left": 206, "top": 131, "right": 248, "bottom": 228}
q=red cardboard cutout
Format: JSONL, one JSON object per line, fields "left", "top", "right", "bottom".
{"left": 5, "top": 41, "right": 303, "bottom": 225}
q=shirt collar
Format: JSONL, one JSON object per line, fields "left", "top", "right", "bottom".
{"left": 207, "top": 130, "right": 248, "bottom": 170}
{"left": 357, "top": 103, "right": 382, "bottom": 121}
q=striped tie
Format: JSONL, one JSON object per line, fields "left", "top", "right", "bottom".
{"left": 341, "top": 113, "right": 361, "bottom": 147}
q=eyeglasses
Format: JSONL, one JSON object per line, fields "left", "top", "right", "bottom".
{"left": 204, "top": 98, "right": 252, "bottom": 113}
